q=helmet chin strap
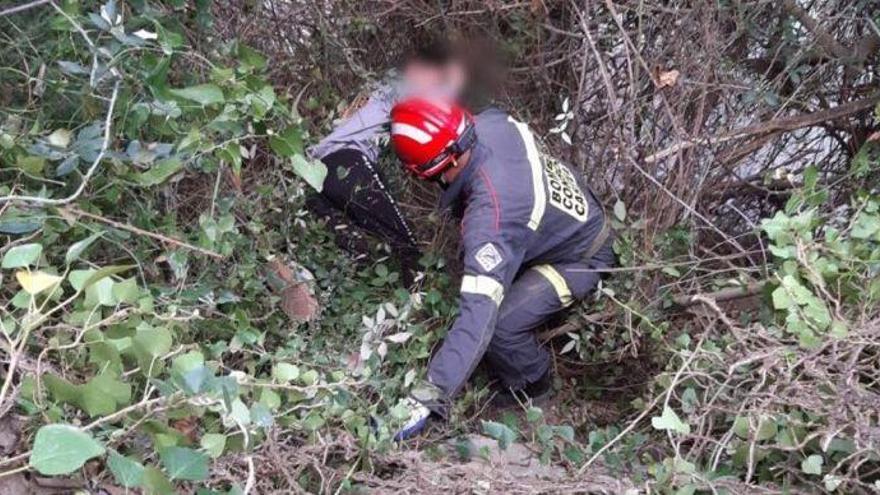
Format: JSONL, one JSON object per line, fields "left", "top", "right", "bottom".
{"left": 437, "top": 155, "right": 459, "bottom": 187}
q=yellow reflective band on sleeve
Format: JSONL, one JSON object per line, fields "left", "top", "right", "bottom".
{"left": 460, "top": 275, "right": 505, "bottom": 306}
{"left": 508, "top": 117, "right": 546, "bottom": 231}
{"left": 532, "top": 265, "right": 573, "bottom": 307}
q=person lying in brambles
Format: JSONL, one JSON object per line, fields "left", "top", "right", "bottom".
{"left": 386, "top": 98, "right": 615, "bottom": 439}
{"left": 307, "top": 45, "right": 468, "bottom": 284}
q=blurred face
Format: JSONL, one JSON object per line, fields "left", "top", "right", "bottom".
{"left": 402, "top": 59, "right": 467, "bottom": 101}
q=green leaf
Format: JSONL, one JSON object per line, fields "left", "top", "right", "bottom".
{"left": 68, "top": 269, "right": 96, "bottom": 291}
{"left": 85, "top": 277, "right": 116, "bottom": 307}
{"left": 651, "top": 406, "right": 691, "bottom": 435}
{"left": 140, "top": 466, "right": 175, "bottom": 495}
{"left": 269, "top": 127, "right": 303, "bottom": 157}
{"left": 755, "top": 417, "right": 777, "bottom": 441}
{"left": 29, "top": 424, "right": 105, "bottom": 475}
{"left": 79, "top": 374, "right": 131, "bottom": 416}
{"left": 200, "top": 433, "right": 226, "bottom": 459}
{"left": 525, "top": 407, "right": 543, "bottom": 423}
{"left": 2, "top": 243, "right": 42, "bottom": 268}
{"left": 237, "top": 43, "right": 267, "bottom": 70}
{"left": 299, "top": 369, "right": 319, "bottom": 386}
{"left": 172, "top": 351, "right": 205, "bottom": 375}
{"left": 259, "top": 389, "right": 281, "bottom": 410}
{"left": 554, "top": 425, "right": 575, "bottom": 442}
{"left": 802, "top": 454, "right": 823, "bottom": 475}
{"left": 65, "top": 232, "right": 103, "bottom": 264}
{"left": 272, "top": 363, "right": 300, "bottom": 382}
{"left": 44, "top": 375, "right": 80, "bottom": 403}
{"left": 481, "top": 420, "right": 518, "bottom": 450}
{"left": 107, "top": 452, "right": 145, "bottom": 487}
{"left": 290, "top": 154, "right": 327, "bottom": 192}
{"left": 0, "top": 218, "right": 42, "bottom": 234}
{"left": 82, "top": 265, "right": 135, "bottom": 289}
{"left": 16, "top": 156, "right": 45, "bottom": 175}
{"left": 851, "top": 213, "right": 879, "bottom": 240}
{"left": 133, "top": 325, "right": 173, "bottom": 359}
{"left": 112, "top": 277, "right": 140, "bottom": 304}
{"left": 732, "top": 416, "right": 749, "bottom": 439}
{"left": 225, "top": 399, "right": 251, "bottom": 427}
{"left": 159, "top": 446, "right": 209, "bottom": 481}
{"left": 137, "top": 157, "right": 183, "bottom": 186}
{"left": 771, "top": 286, "right": 794, "bottom": 310}
{"left": 69, "top": 265, "right": 135, "bottom": 292}
{"left": 169, "top": 84, "right": 225, "bottom": 106}
{"left": 251, "top": 402, "right": 274, "bottom": 428}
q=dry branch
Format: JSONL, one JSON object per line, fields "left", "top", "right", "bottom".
{"left": 644, "top": 94, "right": 880, "bottom": 164}
{"left": 65, "top": 206, "right": 226, "bottom": 260}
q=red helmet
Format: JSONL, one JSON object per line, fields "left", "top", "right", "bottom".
{"left": 390, "top": 97, "right": 476, "bottom": 180}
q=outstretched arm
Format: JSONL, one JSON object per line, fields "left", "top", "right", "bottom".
{"left": 309, "top": 82, "right": 399, "bottom": 163}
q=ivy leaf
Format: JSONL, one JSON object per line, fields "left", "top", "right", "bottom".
{"left": 755, "top": 417, "right": 777, "bottom": 441}
{"left": 2, "top": 243, "right": 42, "bottom": 268}
{"left": 526, "top": 407, "right": 543, "bottom": 423}
{"left": 79, "top": 374, "right": 131, "bottom": 416}
{"left": 133, "top": 325, "right": 173, "bottom": 359}
{"left": 200, "top": 433, "right": 226, "bottom": 459}
{"left": 169, "top": 84, "right": 225, "bottom": 106}
{"left": 159, "top": 446, "right": 209, "bottom": 481}
{"left": 272, "top": 363, "right": 300, "bottom": 382}
{"left": 65, "top": 232, "right": 103, "bottom": 264}
{"left": 136, "top": 157, "right": 183, "bottom": 186}
{"left": 481, "top": 420, "right": 518, "bottom": 450}
{"left": 140, "top": 466, "right": 175, "bottom": 495}
{"left": 55, "top": 155, "right": 81, "bottom": 177}
{"left": 290, "top": 154, "right": 327, "bottom": 192}
{"left": 299, "top": 369, "right": 319, "bottom": 386}
{"left": 16, "top": 271, "right": 63, "bottom": 295}
{"left": 88, "top": 12, "right": 111, "bottom": 31}
{"left": 29, "top": 424, "right": 105, "bottom": 475}
{"left": 250, "top": 402, "right": 274, "bottom": 428}
{"left": 651, "top": 406, "right": 691, "bottom": 434}
{"left": 107, "top": 452, "right": 145, "bottom": 487}
{"left": 269, "top": 126, "right": 303, "bottom": 157}
{"left": 0, "top": 218, "right": 43, "bottom": 234}
{"left": 82, "top": 265, "right": 135, "bottom": 290}
{"left": 802, "top": 454, "right": 823, "bottom": 475}
{"left": 771, "top": 286, "right": 794, "bottom": 310}
{"left": 112, "top": 277, "right": 140, "bottom": 304}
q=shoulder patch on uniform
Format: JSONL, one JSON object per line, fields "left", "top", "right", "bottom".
{"left": 474, "top": 243, "right": 503, "bottom": 272}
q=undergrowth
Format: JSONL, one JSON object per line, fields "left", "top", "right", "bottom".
{"left": 0, "top": 1, "right": 878, "bottom": 494}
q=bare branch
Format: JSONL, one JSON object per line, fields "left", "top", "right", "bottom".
{"left": 0, "top": 0, "right": 51, "bottom": 18}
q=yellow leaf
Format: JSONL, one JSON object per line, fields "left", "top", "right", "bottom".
{"left": 16, "top": 270, "right": 63, "bottom": 295}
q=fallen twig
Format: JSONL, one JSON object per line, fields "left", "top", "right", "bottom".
{"left": 65, "top": 206, "right": 225, "bottom": 260}
{"left": 672, "top": 282, "right": 766, "bottom": 307}
{"left": 0, "top": 0, "right": 51, "bottom": 18}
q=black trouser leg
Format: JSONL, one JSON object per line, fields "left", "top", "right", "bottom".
{"left": 311, "top": 149, "right": 420, "bottom": 275}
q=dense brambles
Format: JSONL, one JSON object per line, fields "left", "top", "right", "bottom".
{"left": 1, "top": 1, "right": 878, "bottom": 494}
